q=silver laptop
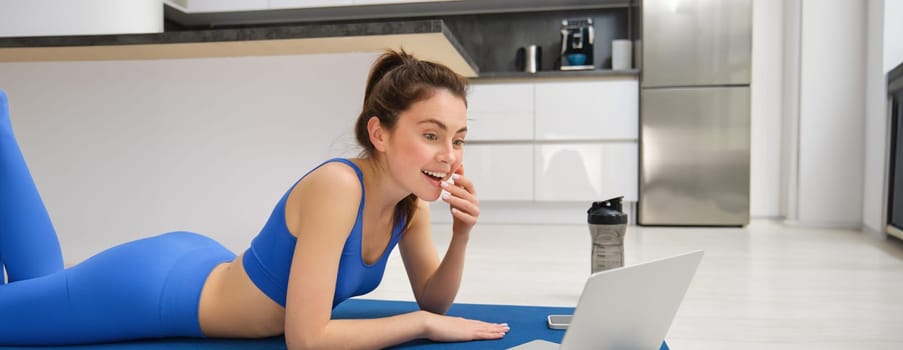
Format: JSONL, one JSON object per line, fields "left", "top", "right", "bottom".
{"left": 508, "top": 250, "right": 704, "bottom": 350}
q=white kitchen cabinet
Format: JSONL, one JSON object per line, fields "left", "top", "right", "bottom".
{"left": 534, "top": 79, "right": 638, "bottom": 141}
{"left": 534, "top": 143, "right": 637, "bottom": 202}
{"left": 269, "top": 0, "right": 353, "bottom": 10}
{"left": 465, "top": 77, "right": 639, "bottom": 205}
{"left": 1, "top": 0, "right": 163, "bottom": 37}
{"left": 462, "top": 144, "right": 533, "bottom": 201}
{"left": 465, "top": 83, "right": 534, "bottom": 141}
{"left": 187, "top": 0, "right": 269, "bottom": 12}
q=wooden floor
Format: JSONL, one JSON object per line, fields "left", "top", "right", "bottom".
{"left": 365, "top": 220, "right": 903, "bottom": 349}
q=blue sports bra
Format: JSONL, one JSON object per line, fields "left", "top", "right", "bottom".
{"left": 242, "top": 158, "right": 406, "bottom": 308}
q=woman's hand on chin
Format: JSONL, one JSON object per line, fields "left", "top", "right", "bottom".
{"left": 440, "top": 166, "right": 479, "bottom": 237}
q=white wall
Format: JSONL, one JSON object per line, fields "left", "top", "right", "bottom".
{"left": 0, "top": 0, "right": 163, "bottom": 37}
{"left": 749, "top": 0, "right": 784, "bottom": 218}
{"left": 780, "top": 0, "right": 802, "bottom": 221}
{"left": 0, "top": 53, "right": 377, "bottom": 264}
{"left": 864, "top": 0, "right": 887, "bottom": 234}
{"left": 779, "top": 0, "right": 899, "bottom": 232}
{"left": 884, "top": 0, "right": 903, "bottom": 73}
{"left": 793, "top": 0, "right": 865, "bottom": 227}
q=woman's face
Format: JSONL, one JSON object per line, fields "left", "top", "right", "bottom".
{"left": 382, "top": 88, "right": 467, "bottom": 201}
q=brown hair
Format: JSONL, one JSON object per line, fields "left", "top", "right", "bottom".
{"left": 354, "top": 49, "right": 469, "bottom": 232}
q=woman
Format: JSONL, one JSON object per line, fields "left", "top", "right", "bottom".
{"left": 0, "top": 50, "right": 510, "bottom": 349}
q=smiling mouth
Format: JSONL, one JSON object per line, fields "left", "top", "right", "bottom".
{"left": 421, "top": 169, "right": 447, "bottom": 181}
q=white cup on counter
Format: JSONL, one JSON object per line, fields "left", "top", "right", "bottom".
{"left": 611, "top": 39, "right": 632, "bottom": 70}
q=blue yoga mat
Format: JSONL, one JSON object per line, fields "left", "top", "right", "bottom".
{"left": 0, "top": 299, "right": 669, "bottom": 349}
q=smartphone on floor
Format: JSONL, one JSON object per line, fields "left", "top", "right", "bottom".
{"left": 547, "top": 314, "right": 572, "bottom": 330}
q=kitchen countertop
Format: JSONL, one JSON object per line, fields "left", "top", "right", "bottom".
{"left": 475, "top": 69, "right": 639, "bottom": 80}
{"left": 0, "top": 19, "right": 479, "bottom": 77}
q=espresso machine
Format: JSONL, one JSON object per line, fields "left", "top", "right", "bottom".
{"left": 559, "top": 18, "right": 595, "bottom": 70}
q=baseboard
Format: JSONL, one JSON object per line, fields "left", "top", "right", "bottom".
{"left": 862, "top": 224, "right": 888, "bottom": 239}
{"left": 781, "top": 219, "right": 862, "bottom": 230}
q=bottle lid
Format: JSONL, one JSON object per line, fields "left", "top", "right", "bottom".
{"left": 587, "top": 196, "right": 628, "bottom": 225}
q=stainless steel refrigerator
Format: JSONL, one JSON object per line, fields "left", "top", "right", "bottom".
{"left": 638, "top": 0, "right": 752, "bottom": 226}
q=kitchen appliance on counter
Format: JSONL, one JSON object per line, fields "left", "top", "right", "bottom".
{"left": 559, "top": 18, "right": 594, "bottom": 71}
{"left": 516, "top": 44, "right": 542, "bottom": 73}
{"left": 638, "top": 0, "right": 752, "bottom": 226}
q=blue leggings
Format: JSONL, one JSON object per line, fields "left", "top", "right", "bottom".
{"left": 0, "top": 90, "right": 236, "bottom": 346}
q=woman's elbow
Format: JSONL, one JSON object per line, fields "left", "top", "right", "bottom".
{"left": 284, "top": 335, "right": 307, "bottom": 350}
{"left": 285, "top": 330, "right": 324, "bottom": 350}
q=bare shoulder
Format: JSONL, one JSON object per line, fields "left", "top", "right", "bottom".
{"left": 285, "top": 161, "right": 363, "bottom": 238}
{"left": 297, "top": 161, "right": 362, "bottom": 196}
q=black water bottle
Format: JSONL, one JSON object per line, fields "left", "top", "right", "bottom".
{"left": 587, "top": 197, "right": 628, "bottom": 273}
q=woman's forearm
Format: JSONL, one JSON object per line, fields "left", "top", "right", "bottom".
{"left": 287, "top": 311, "right": 428, "bottom": 350}
{"left": 416, "top": 232, "right": 470, "bottom": 314}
